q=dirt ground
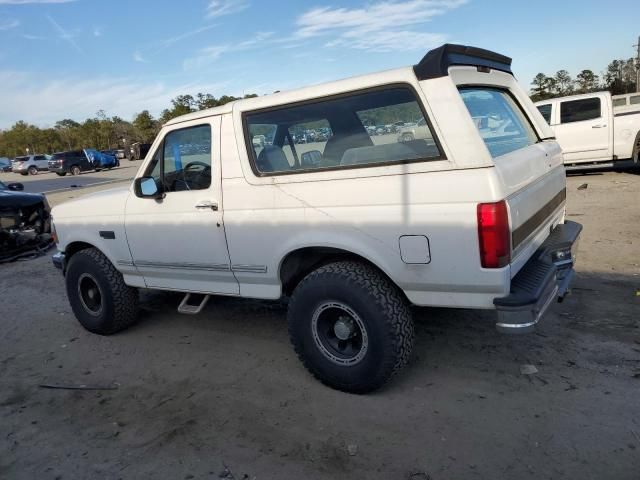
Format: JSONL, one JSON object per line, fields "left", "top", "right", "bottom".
{"left": 1, "top": 170, "right": 639, "bottom": 480}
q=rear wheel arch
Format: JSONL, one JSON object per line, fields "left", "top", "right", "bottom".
{"left": 279, "top": 246, "right": 403, "bottom": 299}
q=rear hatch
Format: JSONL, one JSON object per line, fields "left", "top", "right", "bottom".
{"left": 457, "top": 83, "right": 566, "bottom": 276}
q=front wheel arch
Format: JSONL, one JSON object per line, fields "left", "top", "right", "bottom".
{"left": 62, "top": 241, "right": 100, "bottom": 273}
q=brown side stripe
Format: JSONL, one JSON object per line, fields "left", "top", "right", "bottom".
{"left": 512, "top": 188, "right": 566, "bottom": 249}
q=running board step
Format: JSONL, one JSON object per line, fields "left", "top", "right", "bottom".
{"left": 177, "top": 293, "right": 210, "bottom": 315}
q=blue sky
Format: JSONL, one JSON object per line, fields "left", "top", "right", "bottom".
{"left": 0, "top": 0, "right": 638, "bottom": 128}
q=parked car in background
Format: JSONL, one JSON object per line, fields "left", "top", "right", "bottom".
{"left": 85, "top": 149, "right": 118, "bottom": 170}
{"left": 0, "top": 179, "right": 52, "bottom": 262}
{"left": 535, "top": 91, "right": 640, "bottom": 170}
{"left": 11, "top": 154, "right": 51, "bottom": 176}
{"left": 0, "top": 158, "right": 12, "bottom": 172}
{"left": 397, "top": 118, "right": 434, "bottom": 142}
{"left": 52, "top": 44, "right": 581, "bottom": 393}
{"left": 48, "top": 151, "right": 94, "bottom": 176}
{"left": 128, "top": 143, "right": 152, "bottom": 161}
{"left": 252, "top": 135, "right": 266, "bottom": 148}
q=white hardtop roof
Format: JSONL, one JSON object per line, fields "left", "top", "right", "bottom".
{"left": 164, "top": 66, "right": 415, "bottom": 126}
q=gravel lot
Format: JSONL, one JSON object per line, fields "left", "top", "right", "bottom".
{"left": 1, "top": 170, "right": 639, "bottom": 479}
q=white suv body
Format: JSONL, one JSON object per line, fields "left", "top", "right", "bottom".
{"left": 51, "top": 45, "right": 581, "bottom": 392}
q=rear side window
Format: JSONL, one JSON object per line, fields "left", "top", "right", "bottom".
{"left": 243, "top": 86, "right": 443, "bottom": 175}
{"left": 536, "top": 104, "right": 552, "bottom": 124}
{"left": 459, "top": 88, "right": 538, "bottom": 159}
{"left": 612, "top": 98, "right": 627, "bottom": 107}
{"left": 631, "top": 95, "right": 640, "bottom": 105}
{"left": 560, "top": 98, "right": 601, "bottom": 124}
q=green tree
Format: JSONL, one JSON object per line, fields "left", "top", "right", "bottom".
{"left": 196, "top": 93, "right": 218, "bottom": 110}
{"left": 575, "top": 69, "right": 599, "bottom": 93}
{"left": 132, "top": 110, "right": 158, "bottom": 143}
{"left": 555, "top": 70, "right": 573, "bottom": 95}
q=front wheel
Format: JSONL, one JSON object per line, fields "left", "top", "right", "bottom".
{"left": 70, "top": 165, "right": 81, "bottom": 176}
{"left": 288, "top": 261, "right": 414, "bottom": 393}
{"left": 66, "top": 248, "right": 139, "bottom": 335}
{"left": 28, "top": 166, "right": 38, "bottom": 175}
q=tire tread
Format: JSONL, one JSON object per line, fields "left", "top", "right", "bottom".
{"left": 288, "top": 261, "right": 413, "bottom": 393}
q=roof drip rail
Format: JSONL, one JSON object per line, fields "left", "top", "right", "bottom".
{"left": 414, "top": 44, "right": 513, "bottom": 80}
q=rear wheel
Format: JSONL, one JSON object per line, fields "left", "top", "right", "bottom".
{"left": 28, "top": 166, "right": 38, "bottom": 175}
{"left": 401, "top": 133, "right": 415, "bottom": 142}
{"left": 288, "top": 261, "right": 414, "bottom": 393}
{"left": 70, "top": 165, "right": 81, "bottom": 176}
{"left": 66, "top": 248, "right": 139, "bottom": 335}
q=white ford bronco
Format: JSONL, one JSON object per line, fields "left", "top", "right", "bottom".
{"left": 51, "top": 44, "right": 581, "bottom": 393}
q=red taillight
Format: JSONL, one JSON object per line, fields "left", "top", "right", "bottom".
{"left": 477, "top": 201, "right": 510, "bottom": 268}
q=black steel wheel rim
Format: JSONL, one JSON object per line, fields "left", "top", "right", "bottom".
{"left": 311, "top": 302, "right": 368, "bottom": 366}
{"left": 77, "top": 273, "right": 103, "bottom": 316}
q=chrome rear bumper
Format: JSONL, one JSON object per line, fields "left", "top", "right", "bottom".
{"left": 494, "top": 221, "right": 582, "bottom": 334}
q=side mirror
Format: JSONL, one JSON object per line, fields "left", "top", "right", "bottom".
{"left": 134, "top": 176, "right": 163, "bottom": 199}
{"left": 7, "top": 182, "right": 24, "bottom": 191}
{"left": 301, "top": 150, "right": 322, "bottom": 168}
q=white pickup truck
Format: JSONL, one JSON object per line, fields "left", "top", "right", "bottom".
{"left": 535, "top": 91, "right": 640, "bottom": 171}
{"left": 51, "top": 44, "right": 581, "bottom": 393}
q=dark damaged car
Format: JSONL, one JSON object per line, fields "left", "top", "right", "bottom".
{"left": 0, "top": 180, "right": 53, "bottom": 262}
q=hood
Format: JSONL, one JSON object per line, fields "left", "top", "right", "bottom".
{"left": 52, "top": 185, "right": 131, "bottom": 219}
{"left": 0, "top": 190, "right": 46, "bottom": 210}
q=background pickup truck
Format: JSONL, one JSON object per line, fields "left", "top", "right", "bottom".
{"left": 535, "top": 91, "right": 640, "bottom": 171}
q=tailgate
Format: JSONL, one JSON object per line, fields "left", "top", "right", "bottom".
{"left": 500, "top": 146, "right": 567, "bottom": 276}
{"left": 457, "top": 85, "right": 567, "bottom": 277}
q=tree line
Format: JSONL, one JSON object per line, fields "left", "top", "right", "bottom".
{"left": 0, "top": 93, "right": 257, "bottom": 158}
{"left": 530, "top": 57, "right": 638, "bottom": 102}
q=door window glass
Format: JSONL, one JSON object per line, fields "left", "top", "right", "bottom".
{"left": 146, "top": 125, "right": 212, "bottom": 192}
{"left": 459, "top": 88, "right": 538, "bottom": 158}
{"left": 536, "top": 104, "right": 552, "bottom": 124}
{"left": 560, "top": 98, "right": 601, "bottom": 124}
{"left": 631, "top": 95, "right": 640, "bottom": 105}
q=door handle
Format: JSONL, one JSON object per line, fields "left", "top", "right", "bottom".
{"left": 592, "top": 124, "right": 606, "bottom": 128}
{"left": 195, "top": 200, "right": 218, "bottom": 211}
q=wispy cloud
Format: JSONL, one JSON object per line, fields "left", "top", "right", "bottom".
{"left": 133, "top": 51, "right": 148, "bottom": 63}
{"left": 293, "top": 0, "right": 466, "bottom": 52}
{"left": 206, "top": 0, "right": 249, "bottom": 19}
{"left": 46, "top": 14, "right": 83, "bottom": 54}
{"left": 93, "top": 26, "right": 102, "bottom": 37}
{"left": 0, "top": 70, "right": 230, "bottom": 127}
{"left": 0, "top": 0, "right": 76, "bottom": 3}
{"left": 0, "top": 18, "right": 19, "bottom": 30}
{"left": 184, "top": 31, "right": 273, "bottom": 70}
{"left": 131, "top": 24, "right": 218, "bottom": 65}
{"left": 22, "top": 33, "right": 45, "bottom": 39}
